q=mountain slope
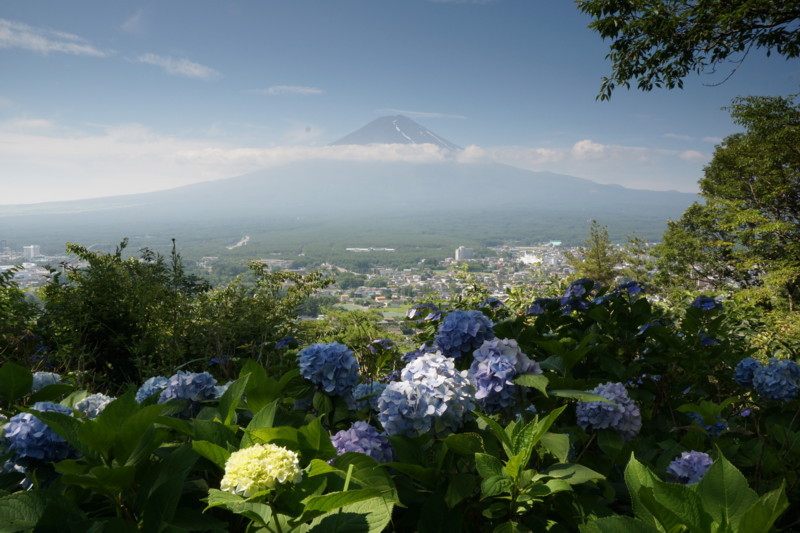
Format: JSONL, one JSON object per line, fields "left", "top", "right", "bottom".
{"left": 330, "top": 115, "right": 461, "bottom": 150}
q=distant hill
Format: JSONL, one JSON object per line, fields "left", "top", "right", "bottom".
{"left": 0, "top": 116, "right": 698, "bottom": 255}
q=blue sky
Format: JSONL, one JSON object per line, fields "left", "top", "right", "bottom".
{"left": 1, "top": 0, "right": 798, "bottom": 204}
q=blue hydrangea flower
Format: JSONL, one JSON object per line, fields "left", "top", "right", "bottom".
{"left": 353, "top": 381, "right": 387, "bottom": 411}
{"left": 615, "top": 281, "right": 645, "bottom": 295}
{"left": 378, "top": 352, "right": 475, "bottom": 437}
{"left": 564, "top": 279, "right": 595, "bottom": 299}
{"left": 479, "top": 297, "right": 505, "bottom": 310}
{"left": 158, "top": 371, "right": 218, "bottom": 403}
{"left": 434, "top": 310, "right": 494, "bottom": 359}
{"left": 330, "top": 421, "right": 394, "bottom": 463}
{"left": 31, "top": 372, "right": 62, "bottom": 393}
{"left": 692, "top": 295, "right": 723, "bottom": 311}
{"left": 752, "top": 358, "right": 800, "bottom": 402}
{"left": 666, "top": 451, "right": 713, "bottom": 484}
{"left": 208, "top": 355, "right": 231, "bottom": 366}
{"left": 699, "top": 334, "right": 720, "bottom": 346}
{"left": 407, "top": 303, "right": 440, "bottom": 320}
{"left": 734, "top": 357, "right": 763, "bottom": 387}
{"left": 298, "top": 342, "right": 360, "bottom": 397}
{"left": 526, "top": 298, "right": 559, "bottom": 316}
{"left": 276, "top": 337, "right": 302, "bottom": 350}
{"left": 575, "top": 382, "right": 642, "bottom": 441}
{"left": 3, "top": 402, "right": 76, "bottom": 463}
{"left": 559, "top": 297, "right": 590, "bottom": 313}
{"left": 369, "top": 339, "right": 396, "bottom": 353}
{"left": 468, "top": 338, "right": 542, "bottom": 414}
{"left": 136, "top": 376, "right": 169, "bottom": 403}
{"left": 687, "top": 412, "right": 728, "bottom": 436}
{"left": 214, "top": 381, "right": 232, "bottom": 398}
{"left": 75, "top": 393, "right": 114, "bottom": 419}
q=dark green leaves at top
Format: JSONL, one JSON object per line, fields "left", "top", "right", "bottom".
{"left": 0, "top": 362, "right": 32, "bottom": 406}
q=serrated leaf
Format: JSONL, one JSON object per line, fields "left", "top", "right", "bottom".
{"left": 475, "top": 453, "right": 505, "bottom": 479}
{"left": 217, "top": 373, "right": 249, "bottom": 425}
{"left": 513, "top": 373, "right": 549, "bottom": 396}
{"left": 191, "top": 440, "right": 231, "bottom": 469}
{"left": 538, "top": 432, "right": 570, "bottom": 463}
{"left": 444, "top": 432, "right": 485, "bottom": 456}
{"left": 579, "top": 516, "right": 661, "bottom": 533}
{"left": 693, "top": 452, "right": 757, "bottom": 526}
{"left": 205, "top": 489, "right": 273, "bottom": 527}
{"left": 541, "top": 463, "right": 605, "bottom": 485}
{"left": 735, "top": 482, "right": 789, "bottom": 533}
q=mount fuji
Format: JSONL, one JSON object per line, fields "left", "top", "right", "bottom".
{"left": 0, "top": 116, "right": 698, "bottom": 247}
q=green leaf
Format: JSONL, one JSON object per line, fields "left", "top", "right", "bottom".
{"left": 191, "top": 440, "right": 231, "bottom": 469}
{"left": 541, "top": 463, "right": 605, "bottom": 485}
{"left": 247, "top": 426, "right": 300, "bottom": 448}
{"left": 216, "top": 373, "right": 249, "bottom": 425}
{"left": 693, "top": 452, "right": 757, "bottom": 527}
{"left": 298, "top": 417, "right": 337, "bottom": 461}
{"left": 444, "top": 473, "right": 477, "bottom": 508}
{"left": 580, "top": 516, "right": 662, "bottom": 533}
{"left": 313, "top": 391, "right": 333, "bottom": 416}
{"left": 623, "top": 454, "right": 660, "bottom": 528}
{"left": 0, "top": 490, "right": 86, "bottom": 533}
{"left": 538, "top": 432, "right": 570, "bottom": 463}
{"left": 300, "top": 488, "right": 384, "bottom": 518}
{"left": 549, "top": 390, "right": 614, "bottom": 403}
{"left": 735, "top": 482, "right": 789, "bottom": 533}
{"left": 205, "top": 489, "right": 273, "bottom": 527}
{"left": 474, "top": 412, "right": 512, "bottom": 451}
{"left": 444, "top": 432, "right": 485, "bottom": 456}
{"left": 241, "top": 400, "right": 279, "bottom": 447}
{"left": 138, "top": 445, "right": 198, "bottom": 533}
{"left": 513, "top": 373, "right": 549, "bottom": 396}
{"left": 0, "top": 362, "right": 32, "bottom": 405}
{"left": 493, "top": 521, "right": 532, "bottom": 533}
{"left": 305, "top": 495, "right": 394, "bottom": 533}
{"left": 475, "top": 453, "right": 505, "bottom": 479}
{"left": 642, "top": 480, "right": 710, "bottom": 533}
{"left": 481, "top": 474, "right": 514, "bottom": 499}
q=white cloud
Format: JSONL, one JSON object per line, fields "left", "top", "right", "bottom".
{"left": 679, "top": 150, "right": 706, "bottom": 161}
{"left": 0, "top": 18, "right": 107, "bottom": 56}
{"left": 135, "top": 53, "right": 221, "bottom": 80}
{"left": 121, "top": 9, "right": 145, "bottom": 35}
{"left": 702, "top": 136, "right": 723, "bottom": 143}
{"left": 377, "top": 108, "right": 466, "bottom": 119}
{"left": 248, "top": 85, "right": 324, "bottom": 95}
{"left": 571, "top": 139, "right": 607, "bottom": 159}
{"left": 663, "top": 133, "right": 695, "bottom": 141}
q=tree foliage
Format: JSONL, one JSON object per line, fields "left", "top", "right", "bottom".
{"left": 655, "top": 95, "right": 800, "bottom": 347}
{"left": 578, "top": 0, "right": 800, "bottom": 99}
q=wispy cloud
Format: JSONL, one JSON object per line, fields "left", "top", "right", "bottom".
{"left": 428, "top": 0, "right": 498, "bottom": 4}
{"left": 121, "top": 9, "right": 146, "bottom": 35}
{"left": 663, "top": 133, "right": 695, "bottom": 141}
{"left": 247, "top": 85, "right": 324, "bottom": 95}
{"left": 135, "top": 53, "right": 221, "bottom": 80}
{"left": 0, "top": 18, "right": 107, "bottom": 56}
{"left": 377, "top": 108, "right": 466, "bottom": 119}
{"left": 680, "top": 150, "right": 706, "bottom": 161}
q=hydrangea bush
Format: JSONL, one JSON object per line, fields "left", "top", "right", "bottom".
{"left": 434, "top": 310, "right": 494, "bottom": 359}
{"left": 298, "top": 342, "right": 360, "bottom": 397}
{"left": 575, "top": 382, "right": 642, "bottom": 441}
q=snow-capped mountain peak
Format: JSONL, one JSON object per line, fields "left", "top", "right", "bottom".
{"left": 329, "top": 115, "right": 462, "bottom": 150}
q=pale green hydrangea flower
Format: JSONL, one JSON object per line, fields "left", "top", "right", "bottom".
{"left": 220, "top": 443, "right": 302, "bottom": 497}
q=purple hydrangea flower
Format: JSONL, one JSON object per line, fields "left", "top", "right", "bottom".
{"left": 575, "top": 382, "right": 642, "bottom": 441}
{"left": 31, "top": 372, "right": 62, "bottom": 393}
{"left": 479, "top": 297, "right": 505, "bottom": 310}
{"left": 559, "top": 297, "right": 590, "bottom": 313}
{"left": 752, "top": 358, "right": 800, "bottom": 402}
{"left": 434, "top": 310, "right": 494, "bottom": 359}
{"left": 330, "top": 421, "right": 393, "bottom": 463}
{"left": 75, "top": 393, "right": 114, "bottom": 419}
{"left": 158, "top": 371, "right": 218, "bottom": 403}
{"left": 692, "top": 295, "right": 723, "bottom": 311}
{"left": 687, "top": 412, "right": 728, "bottom": 436}
{"left": 734, "top": 357, "right": 763, "bottom": 387}
{"left": 369, "top": 339, "right": 396, "bottom": 353}
{"left": 526, "top": 298, "right": 559, "bottom": 316}
{"left": 666, "top": 451, "right": 713, "bottom": 484}
{"left": 468, "top": 338, "right": 541, "bottom": 414}
{"left": 135, "top": 376, "right": 169, "bottom": 403}
{"left": 3, "top": 402, "right": 76, "bottom": 462}
{"left": 298, "top": 342, "right": 360, "bottom": 397}
{"left": 353, "top": 381, "right": 387, "bottom": 411}
{"left": 564, "top": 279, "right": 595, "bottom": 299}
{"left": 377, "top": 352, "right": 475, "bottom": 437}
{"left": 615, "top": 281, "right": 644, "bottom": 295}
{"left": 276, "top": 337, "right": 302, "bottom": 350}
{"left": 407, "top": 303, "right": 440, "bottom": 321}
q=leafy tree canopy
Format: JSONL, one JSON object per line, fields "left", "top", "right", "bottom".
{"left": 578, "top": 0, "right": 800, "bottom": 99}
{"left": 655, "top": 95, "right": 800, "bottom": 314}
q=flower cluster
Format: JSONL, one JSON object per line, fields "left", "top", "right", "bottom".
{"left": 220, "top": 443, "right": 302, "bottom": 497}
{"left": 330, "top": 421, "right": 394, "bottom": 463}
{"left": 298, "top": 342, "right": 360, "bottom": 397}
{"left": 31, "top": 371, "right": 62, "bottom": 393}
{"left": 750, "top": 358, "right": 800, "bottom": 402}
{"left": 75, "top": 393, "right": 115, "bottom": 419}
{"left": 575, "top": 382, "right": 642, "bottom": 441}
{"left": 434, "top": 310, "right": 494, "bottom": 359}
{"left": 3, "top": 402, "right": 76, "bottom": 463}
{"left": 353, "top": 381, "right": 387, "bottom": 411}
{"left": 666, "top": 451, "right": 713, "bottom": 484}
{"left": 407, "top": 303, "right": 441, "bottom": 321}
{"left": 135, "top": 376, "right": 169, "bottom": 403}
{"left": 692, "top": 295, "right": 723, "bottom": 311}
{"left": 378, "top": 352, "right": 474, "bottom": 437}
{"left": 468, "top": 338, "right": 541, "bottom": 413}
{"left": 158, "top": 371, "right": 218, "bottom": 403}
{"left": 734, "top": 357, "right": 762, "bottom": 387}
{"left": 526, "top": 298, "right": 560, "bottom": 316}
{"left": 687, "top": 412, "right": 728, "bottom": 436}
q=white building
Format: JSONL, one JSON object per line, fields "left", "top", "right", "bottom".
{"left": 455, "top": 246, "right": 474, "bottom": 261}
{"left": 22, "top": 245, "right": 41, "bottom": 260}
